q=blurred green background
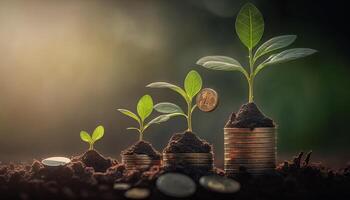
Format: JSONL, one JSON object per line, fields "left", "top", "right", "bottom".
{"left": 0, "top": 0, "right": 349, "bottom": 167}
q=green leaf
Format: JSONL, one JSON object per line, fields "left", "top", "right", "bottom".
{"left": 154, "top": 102, "right": 184, "bottom": 114}
{"left": 137, "top": 95, "right": 153, "bottom": 122}
{"left": 80, "top": 131, "right": 92, "bottom": 143}
{"left": 144, "top": 114, "right": 172, "bottom": 131}
{"left": 146, "top": 82, "right": 189, "bottom": 102}
{"left": 254, "top": 35, "right": 297, "bottom": 61}
{"left": 254, "top": 48, "right": 317, "bottom": 75}
{"left": 92, "top": 125, "right": 104, "bottom": 141}
{"left": 117, "top": 109, "right": 141, "bottom": 124}
{"left": 184, "top": 70, "right": 202, "bottom": 100}
{"left": 235, "top": 3, "right": 264, "bottom": 50}
{"left": 196, "top": 56, "right": 248, "bottom": 76}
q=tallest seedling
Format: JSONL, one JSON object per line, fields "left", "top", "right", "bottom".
{"left": 197, "top": 3, "right": 316, "bottom": 102}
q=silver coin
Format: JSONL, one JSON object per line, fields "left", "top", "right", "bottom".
{"left": 156, "top": 173, "right": 196, "bottom": 198}
{"left": 199, "top": 175, "right": 240, "bottom": 193}
{"left": 113, "top": 183, "right": 131, "bottom": 190}
{"left": 41, "top": 157, "right": 71, "bottom": 167}
{"left": 124, "top": 188, "right": 150, "bottom": 199}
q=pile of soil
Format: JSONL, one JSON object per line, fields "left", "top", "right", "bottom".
{"left": 72, "top": 150, "right": 116, "bottom": 172}
{"left": 225, "top": 103, "right": 275, "bottom": 128}
{"left": 163, "top": 131, "right": 212, "bottom": 153}
{"left": 122, "top": 140, "right": 161, "bottom": 159}
{"left": 1, "top": 152, "right": 350, "bottom": 199}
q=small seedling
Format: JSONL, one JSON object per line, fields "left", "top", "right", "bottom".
{"left": 80, "top": 125, "right": 104, "bottom": 150}
{"left": 118, "top": 94, "right": 170, "bottom": 141}
{"left": 197, "top": 3, "right": 317, "bottom": 103}
{"left": 147, "top": 70, "right": 202, "bottom": 132}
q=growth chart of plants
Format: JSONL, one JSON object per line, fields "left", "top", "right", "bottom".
{"left": 1, "top": 1, "right": 350, "bottom": 200}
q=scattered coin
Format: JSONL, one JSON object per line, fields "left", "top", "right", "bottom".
{"left": 41, "top": 157, "right": 71, "bottom": 167}
{"left": 196, "top": 88, "right": 219, "bottom": 112}
{"left": 124, "top": 188, "right": 150, "bottom": 199}
{"left": 113, "top": 183, "right": 131, "bottom": 191}
{"left": 199, "top": 175, "right": 241, "bottom": 193}
{"left": 156, "top": 173, "right": 196, "bottom": 198}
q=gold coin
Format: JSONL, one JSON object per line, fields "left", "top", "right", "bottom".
{"left": 124, "top": 188, "right": 150, "bottom": 199}
{"left": 196, "top": 88, "right": 219, "bottom": 112}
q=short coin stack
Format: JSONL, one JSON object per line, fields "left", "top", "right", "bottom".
{"left": 122, "top": 154, "right": 161, "bottom": 171}
{"left": 224, "top": 128, "right": 277, "bottom": 175}
{"left": 163, "top": 152, "right": 214, "bottom": 171}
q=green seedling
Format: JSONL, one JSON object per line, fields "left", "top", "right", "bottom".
{"left": 80, "top": 125, "right": 104, "bottom": 151}
{"left": 118, "top": 94, "right": 170, "bottom": 141}
{"left": 147, "top": 70, "right": 202, "bottom": 132}
{"left": 197, "top": 3, "right": 317, "bottom": 103}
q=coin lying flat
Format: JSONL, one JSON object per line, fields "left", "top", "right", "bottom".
{"left": 124, "top": 188, "right": 150, "bottom": 199}
{"left": 41, "top": 157, "right": 71, "bottom": 167}
{"left": 196, "top": 88, "right": 219, "bottom": 112}
{"left": 113, "top": 183, "right": 131, "bottom": 191}
{"left": 156, "top": 173, "right": 196, "bottom": 198}
{"left": 199, "top": 175, "right": 240, "bottom": 193}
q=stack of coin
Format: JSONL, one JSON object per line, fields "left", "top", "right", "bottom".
{"left": 163, "top": 153, "right": 214, "bottom": 170}
{"left": 122, "top": 154, "right": 161, "bottom": 171}
{"left": 224, "top": 128, "right": 277, "bottom": 175}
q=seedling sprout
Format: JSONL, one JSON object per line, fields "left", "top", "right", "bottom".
{"left": 80, "top": 125, "right": 104, "bottom": 150}
{"left": 118, "top": 94, "right": 170, "bottom": 141}
{"left": 197, "top": 3, "right": 317, "bottom": 103}
{"left": 147, "top": 70, "right": 202, "bottom": 132}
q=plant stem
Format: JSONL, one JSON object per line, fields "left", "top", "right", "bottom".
{"left": 248, "top": 49, "right": 254, "bottom": 103}
{"left": 187, "top": 101, "right": 192, "bottom": 132}
{"left": 139, "top": 123, "right": 144, "bottom": 141}
{"left": 89, "top": 143, "right": 93, "bottom": 151}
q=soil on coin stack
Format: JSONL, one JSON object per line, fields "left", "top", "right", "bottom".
{"left": 225, "top": 102, "right": 275, "bottom": 128}
{"left": 0, "top": 152, "right": 349, "bottom": 199}
{"left": 163, "top": 131, "right": 212, "bottom": 153}
{"left": 72, "top": 149, "right": 116, "bottom": 172}
{"left": 122, "top": 140, "right": 161, "bottom": 159}
{"left": 162, "top": 131, "right": 215, "bottom": 179}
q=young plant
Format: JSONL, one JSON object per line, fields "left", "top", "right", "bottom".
{"left": 118, "top": 94, "right": 170, "bottom": 141}
{"left": 197, "top": 3, "right": 317, "bottom": 103}
{"left": 146, "top": 70, "right": 202, "bottom": 132}
{"left": 80, "top": 125, "right": 104, "bottom": 151}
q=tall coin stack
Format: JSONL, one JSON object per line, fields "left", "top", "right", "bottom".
{"left": 163, "top": 152, "right": 214, "bottom": 171}
{"left": 122, "top": 154, "right": 161, "bottom": 171}
{"left": 224, "top": 128, "right": 277, "bottom": 175}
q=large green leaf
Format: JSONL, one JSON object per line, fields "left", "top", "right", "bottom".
{"left": 117, "top": 109, "right": 140, "bottom": 124}
{"left": 235, "top": 3, "right": 264, "bottom": 50}
{"left": 137, "top": 95, "right": 153, "bottom": 121}
{"left": 196, "top": 56, "right": 248, "bottom": 76}
{"left": 92, "top": 125, "right": 104, "bottom": 141}
{"left": 80, "top": 131, "right": 92, "bottom": 143}
{"left": 154, "top": 102, "right": 184, "bottom": 114}
{"left": 146, "top": 82, "right": 189, "bottom": 102}
{"left": 254, "top": 48, "right": 317, "bottom": 75}
{"left": 144, "top": 114, "right": 172, "bottom": 130}
{"left": 254, "top": 35, "right": 297, "bottom": 61}
{"left": 184, "top": 70, "right": 202, "bottom": 100}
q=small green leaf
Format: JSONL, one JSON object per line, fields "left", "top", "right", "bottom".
{"left": 137, "top": 95, "right": 153, "bottom": 122}
{"left": 80, "top": 131, "right": 92, "bottom": 143}
{"left": 197, "top": 56, "right": 248, "bottom": 77}
{"left": 146, "top": 82, "right": 189, "bottom": 102}
{"left": 92, "top": 125, "right": 104, "bottom": 141}
{"left": 235, "top": 3, "right": 264, "bottom": 50}
{"left": 117, "top": 109, "right": 141, "bottom": 124}
{"left": 254, "top": 35, "right": 297, "bottom": 61}
{"left": 254, "top": 48, "right": 317, "bottom": 75}
{"left": 154, "top": 102, "right": 184, "bottom": 114}
{"left": 184, "top": 70, "right": 202, "bottom": 100}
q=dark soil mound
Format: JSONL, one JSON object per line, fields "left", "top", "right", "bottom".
{"left": 225, "top": 102, "right": 275, "bottom": 128}
{"left": 122, "top": 140, "right": 161, "bottom": 159}
{"left": 0, "top": 152, "right": 350, "bottom": 199}
{"left": 163, "top": 131, "right": 212, "bottom": 153}
{"left": 73, "top": 150, "right": 115, "bottom": 172}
